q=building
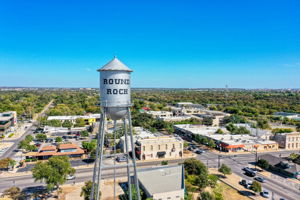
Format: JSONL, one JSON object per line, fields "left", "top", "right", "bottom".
{"left": 208, "top": 134, "right": 278, "bottom": 152}
{"left": 273, "top": 132, "right": 300, "bottom": 150}
{"left": 138, "top": 165, "right": 185, "bottom": 200}
{"left": 0, "top": 111, "right": 17, "bottom": 134}
{"left": 119, "top": 127, "right": 184, "bottom": 160}
{"left": 25, "top": 143, "right": 85, "bottom": 160}
{"left": 259, "top": 154, "right": 300, "bottom": 180}
{"left": 146, "top": 111, "right": 173, "bottom": 118}
{"left": 135, "top": 134, "right": 184, "bottom": 160}
{"left": 274, "top": 112, "right": 300, "bottom": 121}
{"left": 174, "top": 124, "right": 278, "bottom": 152}
{"left": 158, "top": 115, "right": 192, "bottom": 122}
{"left": 47, "top": 114, "right": 100, "bottom": 125}
{"left": 235, "top": 123, "right": 272, "bottom": 140}
{"left": 174, "top": 124, "right": 223, "bottom": 140}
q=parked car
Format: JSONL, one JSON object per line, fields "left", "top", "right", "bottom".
{"left": 238, "top": 190, "right": 255, "bottom": 196}
{"left": 245, "top": 170, "right": 256, "bottom": 177}
{"left": 195, "top": 149, "right": 204, "bottom": 154}
{"left": 254, "top": 176, "right": 266, "bottom": 183}
{"left": 239, "top": 179, "right": 247, "bottom": 186}
{"left": 242, "top": 167, "right": 251, "bottom": 171}
{"left": 116, "top": 156, "right": 127, "bottom": 162}
{"left": 66, "top": 175, "right": 76, "bottom": 180}
{"left": 260, "top": 190, "right": 269, "bottom": 198}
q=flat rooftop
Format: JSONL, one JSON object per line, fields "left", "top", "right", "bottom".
{"left": 138, "top": 165, "right": 184, "bottom": 195}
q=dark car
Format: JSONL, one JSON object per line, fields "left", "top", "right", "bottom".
{"left": 116, "top": 156, "right": 127, "bottom": 162}
{"left": 195, "top": 149, "right": 205, "bottom": 154}
{"left": 238, "top": 190, "right": 255, "bottom": 197}
{"left": 254, "top": 176, "right": 266, "bottom": 183}
{"left": 245, "top": 170, "right": 256, "bottom": 177}
{"left": 239, "top": 179, "right": 247, "bottom": 186}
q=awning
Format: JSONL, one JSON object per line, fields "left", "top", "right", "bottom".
{"left": 225, "top": 144, "right": 245, "bottom": 149}
{"left": 157, "top": 151, "right": 166, "bottom": 156}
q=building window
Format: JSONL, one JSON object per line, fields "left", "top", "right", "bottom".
{"left": 143, "top": 146, "right": 145, "bottom": 151}
{"left": 158, "top": 145, "right": 160, "bottom": 150}
{"left": 288, "top": 144, "right": 290, "bottom": 148}
{"left": 166, "top": 144, "right": 168, "bottom": 150}
{"left": 180, "top": 143, "right": 182, "bottom": 148}
{"left": 173, "top": 144, "right": 175, "bottom": 148}
{"left": 151, "top": 145, "right": 153, "bottom": 151}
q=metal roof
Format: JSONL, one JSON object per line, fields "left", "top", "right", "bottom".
{"left": 98, "top": 57, "right": 133, "bottom": 72}
{"left": 138, "top": 165, "right": 185, "bottom": 195}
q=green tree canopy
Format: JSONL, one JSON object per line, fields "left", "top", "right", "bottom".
{"left": 55, "top": 136, "right": 63, "bottom": 143}
{"left": 32, "top": 156, "right": 75, "bottom": 190}
{"left": 251, "top": 181, "right": 262, "bottom": 193}
{"left": 218, "top": 164, "right": 232, "bottom": 177}
{"left": 257, "top": 159, "right": 269, "bottom": 169}
{"left": 62, "top": 120, "right": 73, "bottom": 128}
{"left": 74, "top": 118, "right": 85, "bottom": 127}
{"left": 35, "top": 133, "right": 47, "bottom": 142}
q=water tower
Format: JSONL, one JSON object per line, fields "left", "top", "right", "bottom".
{"left": 90, "top": 57, "right": 141, "bottom": 200}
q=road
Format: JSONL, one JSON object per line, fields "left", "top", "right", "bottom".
{"left": 0, "top": 159, "right": 185, "bottom": 192}
{"left": 198, "top": 150, "right": 300, "bottom": 200}
{"left": 2, "top": 150, "right": 300, "bottom": 199}
{"left": 0, "top": 100, "right": 54, "bottom": 160}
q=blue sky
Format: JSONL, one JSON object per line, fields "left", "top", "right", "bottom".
{"left": 0, "top": 0, "right": 299, "bottom": 88}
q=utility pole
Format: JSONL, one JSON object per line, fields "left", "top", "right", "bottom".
{"left": 218, "top": 155, "right": 221, "bottom": 168}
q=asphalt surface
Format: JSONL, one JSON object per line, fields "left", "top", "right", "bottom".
{"left": 198, "top": 150, "right": 300, "bottom": 200}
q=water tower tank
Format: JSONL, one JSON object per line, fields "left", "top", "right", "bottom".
{"left": 98, "top": 57, "right": 133, "bottom": 120}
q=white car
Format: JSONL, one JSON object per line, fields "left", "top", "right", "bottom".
{"left": 260, "top": 190, "right": 269, "bottom": 198}
{"left": 66, "top": 175, "right": 76, "bottom": 180}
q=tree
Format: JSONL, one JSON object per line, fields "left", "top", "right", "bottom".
{"left": 257, "top": 118, "right": 270, "bottom": 129}
{"left": 80, "top": 130, "right": 89, "bottom": 137}
{"left": 203, "top": 117, "right": 213, "bottom": 126}
{"left": 55, "top": 136, "right": 63, "bottom": 143}
{"left": 208, "top": 174, "right": 219, "bottom": 188}
{"left": 0, "top": 158, "right": 14, "bottom": 170}
{"left": 74, "top": 118, "right": 85, "bottom": 127}
{"left": 218, "top": 164, "right": 231, "bottom": 177}
{"left": 251, "top": 181, "right": 262, "bottom": 193}
{"left": 82, "top": 140, "right": 97, "bottom": 153}
{"left": 215, "top": 129, "right": 224, "bottom": 134}
{"left": 80, "top": 180, "right": 97, "bottom": 200}
{"left": 35, "top": 133, "right": 47, "bottom": 142}
{"left": 62, "top": 120, "right": 73, "bottom": 128}
{"left": 19, "top": 140, "right": 29, "bottom": 150}
{"left": 207, "top": 139, "right": 216, "bottom": 148}
{"left": 184, "top": 159, "right": 208, "bottom": 190}
{"left": 200, "top": 192, "right": 214, "bottom": 200}
{"left": 26, "top": 144, "right": 38, "bottom": 152}
{"left": 257, "top": 159, "right": 269, "bottom": 169}
{"left": 25, "top": 135, "right": 34, "bottom": 142}
{"left": 2, "top": 187, "right": 21, "bottom": 200}
{"left": 32, "top": 156, "right": 75, "bottom": 191}
{"left": 161, "top": 160, "right": 168, "bottom": 165}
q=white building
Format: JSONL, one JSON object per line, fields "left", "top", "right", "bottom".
{"left": 119, "top": 127, "right": 184, "bottom": 160}
{"left": 146, "top": 111, "right": 173, "bottom": 118}
{"left": 138, "top": 165, "right": 185, "bottom": 200}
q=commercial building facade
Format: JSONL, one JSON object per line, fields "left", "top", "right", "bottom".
{"left": 0, "top": 111, "right": 17, "bottom": 134}
{"left": 47, "top": 114, "right": 100, "bottom": 125}
{"left": 135, "top": 135, "right": 184, "bottom": 160}
{"left": 273, "top": 132, "right": 300, "bottom": 150}
{"left": 25, "top": 143, "right": 85, "bottom": 160}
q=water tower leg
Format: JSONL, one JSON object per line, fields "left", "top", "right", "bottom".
{"left": 127, "top": 108, "right": 141, "bottom": 200}
{"left": 123, "top": 118, "right": 132, "bottom": 200}
{"left": 91, "top": 113, "right": 104, "bottom": 200}
{"left": 91, "top": 111, "right": 107, "bottom": 200}
{"left": 113, "top": 120, "right": 117, "bottom": 200}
